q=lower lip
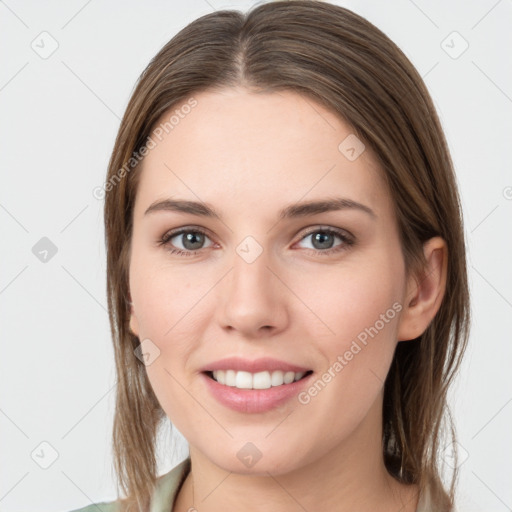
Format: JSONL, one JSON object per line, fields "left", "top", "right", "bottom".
{"left": 201, "top": 372, "right": 313, "bottom": 413}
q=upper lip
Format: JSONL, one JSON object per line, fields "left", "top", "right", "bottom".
{"left": 200, "top": 357, "right": 311, "bottom": 374}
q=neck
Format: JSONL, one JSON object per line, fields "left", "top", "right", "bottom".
{"left": 173, "top": 393, "right": 420, "bottom": 512}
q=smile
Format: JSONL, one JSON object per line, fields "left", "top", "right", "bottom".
{"left": 207, "top": 369, "right": 312, "bottom": 389}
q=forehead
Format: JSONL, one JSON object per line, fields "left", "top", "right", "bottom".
{"left": 133, "top": 87, "right": 391, "bottom": 221}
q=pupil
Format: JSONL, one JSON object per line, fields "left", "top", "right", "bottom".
{"left": 183, "top": 232, "right": 204, "bottom": 250}
{"left": 313, "top": 232, "right": 333, "bottom": 249}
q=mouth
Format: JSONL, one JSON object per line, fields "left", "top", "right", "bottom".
{"left": 199, "top": 356, "right": 315, "bottom": 413}
{"left": 204, "top": 369, "right": 314, "bottom": 390}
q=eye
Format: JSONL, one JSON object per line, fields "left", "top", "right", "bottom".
{"left": 295, "top": 227, "right": 354, "bottom": 256}
{"left": 158, "top": 226, "right": 354, "bottom": 257}
{"left": 158, "top": 227, "right": 214, "bottom": 256}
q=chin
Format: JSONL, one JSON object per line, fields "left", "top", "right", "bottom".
{"left": 203, "top": 444, "right": 308, "bottom": 477}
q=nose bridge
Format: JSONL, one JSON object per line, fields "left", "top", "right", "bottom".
{"left": 229, "top": 237, "right": 275, "bottom": 304}
{"left": 217, "top": 235, "right": 287, "bottom": 334}
{"left": 232, "top": 244, "right": 269, "bottom": 290}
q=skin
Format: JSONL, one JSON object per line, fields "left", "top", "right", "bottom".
{"left": 128, "top": 87, "right": 447, "bottom": 512}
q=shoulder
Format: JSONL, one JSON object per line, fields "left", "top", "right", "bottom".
{"left": 65, "top": 458, "right": 191, "bottom": 512}
{"left": 67, "top": 502, "right": 120, "bottom": 512}
{"left": 152, "top": 457, "right": 191, "bottom": 511}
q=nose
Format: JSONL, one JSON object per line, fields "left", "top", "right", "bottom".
{"left": 216, "top": 245, "right": 289, "bottom": 338}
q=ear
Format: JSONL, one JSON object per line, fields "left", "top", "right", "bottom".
{"left": 397, "top": 237, "right": 448, "bottom": 342}
{"left": 127, "top": 292, "right": 140, "bottom": 337}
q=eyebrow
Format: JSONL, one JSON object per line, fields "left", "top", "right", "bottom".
{"left": 144, "top": 197, "right": 376, "bottom": 221}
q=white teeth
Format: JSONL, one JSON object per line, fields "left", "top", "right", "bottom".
{"left": 235, "top": 371, "right": 253, "bottom": 389}
{"left": 211, "top": 370, "right": 308, "bottom": 389}
{"left": 271, "top": 370, "right": 284, "bottom": 386}
{"left": 253, "top": 371, "right": 271, "bottom": 389}
{"left": 225, "top": 369, "right": 236, "bottom": 386}
{"left": 283, "top": 371, "right": 295, "bottom": 384}
{"left": 294, "top": 371, "right": 305, "bottom": 382}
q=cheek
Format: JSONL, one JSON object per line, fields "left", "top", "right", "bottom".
{"left": 285, "top": 265, "right": 401, "bottom": 447}
{"left": 291, "top": 255, "right": 403, "bottom": 409}
{"left": 130, "top": 249, "right": 203, "bottom": 338}
{"left": 293, "top": 255, "right": 403, "bottom": 347}
{"left": 129, "top": 251, "right": 213, "bottom": 397}
{"left": 130, "top": 259, "right": 209, "bottom": 430}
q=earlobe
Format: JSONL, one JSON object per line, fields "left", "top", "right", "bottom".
{"left": 129, "top": 308, "right": 139, "bottom": 337}
{"left": 397, "top": 237, "right": 448, "bottom": 342}
{"left": 127, "top": 292, "right": 139, "bottom": 337}
{"left": 129, "top": 313, "right": 139, "bottom": 337}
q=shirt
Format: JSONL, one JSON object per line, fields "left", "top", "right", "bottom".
{"left": 68, "top": 457, "right": 433, "bottom": 512}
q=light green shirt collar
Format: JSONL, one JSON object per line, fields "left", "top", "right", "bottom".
{"left": 150, "top": 458, "right": 191, "bottom": 512}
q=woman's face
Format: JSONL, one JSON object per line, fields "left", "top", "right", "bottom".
{"left": 128, "top": 87, "right": 410, "bottom": 474}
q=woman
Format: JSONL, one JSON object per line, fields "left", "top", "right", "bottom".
{"left": 72, "top": 1, "right": 470, "bottom": 511}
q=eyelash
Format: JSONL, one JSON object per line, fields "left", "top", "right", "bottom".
{"left": 158, "top": 226, "right": 355, "bottom": 257}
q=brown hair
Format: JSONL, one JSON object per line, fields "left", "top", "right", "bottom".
{"left": 103, "top": 1, "right": 470, "bottom": 510}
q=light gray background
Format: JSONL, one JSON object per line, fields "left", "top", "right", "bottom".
{"left": 1, "top": 1, "right": 511, "bottom": 511}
